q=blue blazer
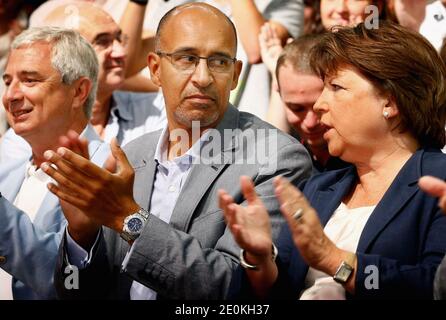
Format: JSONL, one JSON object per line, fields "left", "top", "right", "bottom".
{"left": 230, "top": 148, "right": 446, "bottom": 299}
{"left": 0, "top": 125, "right": 110, "bottom": 299}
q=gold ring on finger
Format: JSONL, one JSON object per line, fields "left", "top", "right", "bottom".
{"left": 292, "top": 208, "right": 304, "bottom": 221}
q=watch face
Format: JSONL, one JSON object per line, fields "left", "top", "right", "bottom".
{"left": 127, "top": 217, "right": 143, "bottom": 233}
{"left": 338, "top": 268, "right": 350, "bottom": 282}
{"left": 334, "top": 262, "right": 353, "bottom": 283}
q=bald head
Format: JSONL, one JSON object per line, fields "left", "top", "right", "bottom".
{"left": 148, "top": 2, "right": 242, "bottom": 131}
{"left": 44, "top": 2, "right": 117, "bottom": 42}
{"left": 155, "top": 3, "right": 237, "bottom": 53}
{"left": 43, "top": 2, "right": 126, "bottom": 95}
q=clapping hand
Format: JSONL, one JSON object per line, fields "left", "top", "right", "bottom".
{"left": 41, "top": 133, "right": 140, "bottom": 244}
{"left": 218, "top": 176, "right": 273, "bottom": 263}
{"left": 258, "top": 22, "right": 285, "bottom": 75}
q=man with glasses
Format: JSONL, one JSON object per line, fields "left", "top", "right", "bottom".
{"left": 155, "top": 52, "right": 237, "bottom": 74}
{"left": 0, "top": 2, "right": 166, "bottom": 163}
{"left": 43, "top": 3, "right": 312, "bottom": 299}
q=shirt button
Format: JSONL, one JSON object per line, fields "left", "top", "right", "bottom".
{"left": 0, "top": 256, "right": 6, "bottom": 265}
{"left": 168, "top": 185, "right": 176, "bottom": 192}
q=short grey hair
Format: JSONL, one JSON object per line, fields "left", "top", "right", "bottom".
{"left": 11, "top": 27, "right": 98, "bottom": 117}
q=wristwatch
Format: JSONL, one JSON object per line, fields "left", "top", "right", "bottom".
{"left": 120, "top": 207, "right": 150, "bottom": 242}
{"left": 333, "top": 253, "right": 356, "bottom": 284}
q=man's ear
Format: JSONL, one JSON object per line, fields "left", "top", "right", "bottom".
{"left": 72, "top": 77, "right": 92, "bottom": 111}
{"left": 230, "top": 60, "right": 243, "bottom": 90}
{"left": 148, "top": 52, "right": 162, "bottom": 87}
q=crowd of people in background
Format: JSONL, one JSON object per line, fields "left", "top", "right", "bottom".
{"left": 1, "top": 0, "right": 446, "bottom": 301}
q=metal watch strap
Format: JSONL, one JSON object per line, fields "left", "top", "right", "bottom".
{"left": 120, "top": 207, "right": 150, "bottom": 242}
{"left": 136, "top": 207, "right": 150, "bottom": 220}
{"left": 120, "top": 230, "right": 134, "bottom": 242}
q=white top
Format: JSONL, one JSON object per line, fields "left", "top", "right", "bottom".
{"left": 300, "top": 202, "right": 375, "bottom": 300}
{"left": 13, "top": 163, "right": 53, "bottom": 222}
{"left": 420, "top": 0, "right": 446, "bottom": 51}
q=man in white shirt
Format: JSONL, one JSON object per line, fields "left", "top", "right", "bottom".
{"left": 0, "top": 27, "right": 110, "bottom": 299}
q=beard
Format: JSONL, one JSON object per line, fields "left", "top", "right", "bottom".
{"left": 174, "top": 101, "right": 221, "bottom": 129}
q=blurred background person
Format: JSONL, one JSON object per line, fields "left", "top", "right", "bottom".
{"left": 319, "top": 0, "right": 385, "bottom": 30}
{"left": 303, "top": 0, "right": 323, "bottom": 35}
{"left": 29, "top": 0, "right": 305, "bottom": 121}
{"left": 0, "top": 2, "right": 167, "bottom": 163}
{"left": 267, "top": 34, "right": 347, "bottom": 172}
{"left": 387, "top": 0, "right": 427, "bottom": 31}
{"left": 263, "top": 0, "right": 386, "bottom": 132}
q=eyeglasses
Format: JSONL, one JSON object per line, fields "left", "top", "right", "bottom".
{"left": 156, "top": 51, "right": 237, "bottom": 74}
{"left": 92, "top": 33, "right": 129, "bottom": 51}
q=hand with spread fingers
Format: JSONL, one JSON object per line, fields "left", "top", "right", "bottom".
{"left": 218, "top": 176, "right": 278, "bottom": 296}
{"left": 41, "top": 134, "right": 140, "bottom": 244}
{"left": 219, "top": 176, "right": 273, "bottom": 261}
{"left": 258, "top": 22, "right": 284, "bottom": 75}
{"left": 274, "top": 176, "right": 355, "bottom": 287}
{"left": 47, "top": 131, "right": 103, "bottom": 248}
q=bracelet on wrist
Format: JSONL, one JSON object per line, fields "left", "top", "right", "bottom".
{"left": 239, "top": 243, "right": 278, "bottom": 270}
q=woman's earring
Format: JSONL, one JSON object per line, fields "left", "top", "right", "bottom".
{"left": 383, "top": 111, "right": 390, "bottom": 119}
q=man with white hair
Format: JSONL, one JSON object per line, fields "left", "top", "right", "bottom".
{"left": 0, "top": 27, "right": 110, "bottom": 299}
{"left": 0, "top": 2, "right": 166, "bottom": 163}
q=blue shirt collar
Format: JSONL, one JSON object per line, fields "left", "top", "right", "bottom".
{"left": 110, "top": 92, "right": 133, "bottom": 122}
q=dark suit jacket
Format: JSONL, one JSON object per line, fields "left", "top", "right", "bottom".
{"left": 231, "top": 148, "right": 446, "bottom": 299}
{"left": 54, "top": 105, "right": 312, "bottom": 299}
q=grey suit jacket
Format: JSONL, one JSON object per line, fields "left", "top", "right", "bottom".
{"left": 54, "top": 105, "right": 312, "bottom": 299}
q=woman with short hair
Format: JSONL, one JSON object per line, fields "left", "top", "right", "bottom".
{"left": 221, "top": 21, "right": 446, "bottom": 299}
